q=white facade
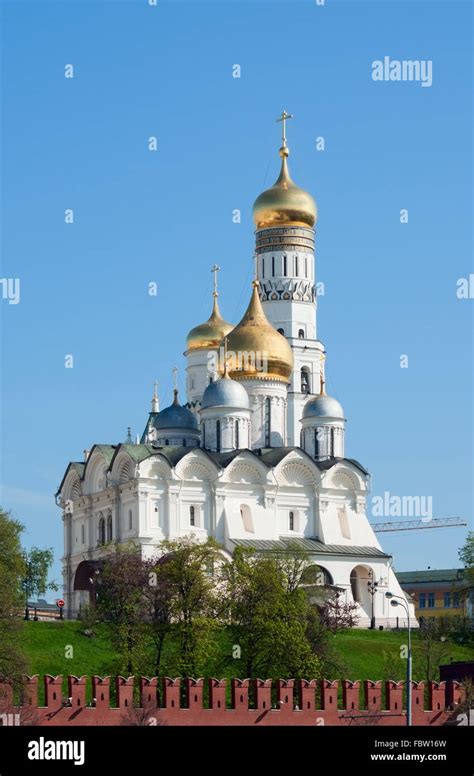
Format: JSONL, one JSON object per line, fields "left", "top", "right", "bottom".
{"left": 57, "top": 133, "right": 416, "bottom": 629}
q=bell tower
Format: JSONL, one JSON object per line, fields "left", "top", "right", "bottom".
{"left": 252, "top": 112, "right": 325, "bottom": 446}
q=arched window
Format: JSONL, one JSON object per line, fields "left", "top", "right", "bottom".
{"left": 264, "top": 397, "right": 271, "bottom": 447}
{"left": 98, "top": 517, "right": 105, "bottom": 546}
{"left": 81, "top": 524, "right": 85, "bottom": 544}
{"left": 128, "top": 510, "right": 132, "bottom": 530}
{"left": 314, "top": 428, "right": 320, "bottom": 459}
{"left": 262, "top": 257, "right": 265, "bottom": 278}
{"left": 301, "top": 367, "right": 310, "bottom": 394}
{"left": 331, "top": 427, "right": 336, "bottom": 456}
{"left": 298, "top": 329, "right": 305, "bottom": 339}
{"left": 202, "top": 423, "right": 206, "bottom": 449}
{"left": 235, "top": 420, "right": 239, "bottom": 449}
{"left": 272, "top": 256, "right": 275, "bottom": 276}
{"left": 283, "top": 255, "right": 287, "bottom": 276}
{"left": 183, "top": 438, "right": 187, "bottom": 446}
{"left": 277, "top": 328, "right": 285, "bottom": 336}
{"left": 295, "top": 256, "right": 299, "bottom": 277}
{"left": 165, "top": 439, "right": 169, "bottom": 446}
{"left": 190, "top": 506, "right": 195, "bottom": 527}
{"left": 289, "top": 511, "right": 295, "bottom": 531}
{"left": 106, "top": 515, "right": 113, "bottom": 542}
{"left": 216, "top": 420, "right": 221, "bottom": 452}
{"left": 305, "top": 256, "right": 308, "bottom": 277}
{"left": 240, "top": 504, "right": 254, "bottom": 533}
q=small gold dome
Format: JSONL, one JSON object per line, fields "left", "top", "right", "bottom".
{"left": 186, "top": 297, "right": 234, "bottom": 352}
{"left": 224, "top": 281, "right": 293, "bottom": 383}
{"left": 253, "top": 146, "right": 317, "bottom": 229}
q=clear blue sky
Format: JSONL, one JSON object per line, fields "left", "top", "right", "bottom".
{"left": 1, "top": 0, "right": 472, "bottom": 592}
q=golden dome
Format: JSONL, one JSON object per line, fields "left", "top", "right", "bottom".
{"left": 253, "top": 145, "right": 317, "bottom": 230}
{"left": 224, "top": 281, "right": 293, "bottom": 383}
{"left": 186, "top": 296, "right": 234, "bottom": 352}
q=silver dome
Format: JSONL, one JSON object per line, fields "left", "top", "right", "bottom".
{"left": 303, "top": 394, "right": 344, "bottom": 420}
{"left": 202, "top": 376, "right": 249, "bottom": 410}
{"left": 155, "top": 391, "right": 199, "bottom": 431}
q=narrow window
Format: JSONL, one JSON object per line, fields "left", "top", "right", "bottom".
{"left": 289, "top": 511, "right": 294, "bottom": 531}
{"left": 272, "top": 256, "right": 275, "bottom": 276}
{"left": 183, "top": 438, "right": 187, "bottom": 446}
{"left": 264, "top": 397, "right": 271, "bottom": 447}
{"left": 216, "top": 420, "right": 221, "bottom": 452}
{"left": 283, "top": 255, "right": 287, "bottom": 276}
{"left": 81, "top": 524, "right": 85, "bottom": 544}
{"left": 262, "top": 257, "right": 265, "bottom": 278}
{"left": 305, "top": 256, "right": 308, "bottom": 277}
{"left": 128, "top": 510, "right": 132, "bottom": 530}
{"left": 165, "top": 439, "right": 169, "bottom": 445}
{"left": 106, "top": 515, "right": 112, "bottom": 542}
{"left": 295, "top": 256, "right": 299, "bottom": 277}
{"left": 444, "top": 593, "right": 451, "bottom": 608}
{"left": 301, "top": 367, "right": 310, "bottom": 393}
{"left": 277, "top": 328, "right": 284, "bottom": 335}
{"left": 98, "top": 517, "right": 105, "bottom": 546}
{"left": 331, "top": 427, "right": 336, "bottom": 456}
{"left": 419, "top": 593, "right": 426, "bottom": 609}
{"left": 428, "top": 592, "right": 435, "bottom": 608}
{"left": 190, "top": 506, "right": 195, "bottom": 527}
{"left": 298, "top": 329, "right": 305, "bottom": 339}
{"left": 202, "top": 424, "right": 206, "bottom": 448}
{"left": 235, "top": 420, "right": 239, "bottom": 449}
{"left": 314, "top": 429, "right": 319, "bottom": 458}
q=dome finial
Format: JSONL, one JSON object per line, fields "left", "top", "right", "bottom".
{"left": 223, "top": 336, "right": 230, "bottom": 378}
{"left": 211, "top": 263, "right": 220, "bottom": 299}
{"left": 276, "top": 109, "right": 294, "bottom": 150}
{"left": 319, "top": 354, "right": 326, "bottom": 395}
{"left": 172, "top": 367, "right": 179, "bottom": 404}
{"left": 151, "top": 380, "right": 159, "bottom": 413}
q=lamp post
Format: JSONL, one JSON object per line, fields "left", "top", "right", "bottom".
{"left": 386, "top": 591, "right": 412, "bottom": 726}
{"left": 23, "top": 552, "right": 30, "bottom": 621}
{"left": 367, "top": 570, "right": 379, "bottom": 629}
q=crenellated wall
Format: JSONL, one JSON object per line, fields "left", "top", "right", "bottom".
{"left": 0, "top": 676, "right": 466, "bottom": 726}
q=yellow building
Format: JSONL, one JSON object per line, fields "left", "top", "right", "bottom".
{"left": 397, "top": 568, "right": 473, "bottom": 622}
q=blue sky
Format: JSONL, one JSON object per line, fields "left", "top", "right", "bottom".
{"left": 1, "top": 0, "right": 472, "bottom": 591}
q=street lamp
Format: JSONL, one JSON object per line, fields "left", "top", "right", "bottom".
{"left": 367, "top": 570, "right": 379, "bottom": 629}
{"left": 386, "top": 591, "right": 412, "bottom": 726}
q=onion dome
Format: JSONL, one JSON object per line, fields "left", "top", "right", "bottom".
{"left": 253, "top": 144, "right": 317, "bottom": 230}
{"left": 303, "top": 393, "right": 344, "bottom": 420}
{"left": 224, "top": 281, "right": 293, "bottom": 383}
{"left": 202, "top": 373, "right": 249, "bottom": 410}
{"left": 186, "top": 296, "right": 234, "bottom": 353}
{"left": 154, "top": 389, "right": 199, "bottom": 430}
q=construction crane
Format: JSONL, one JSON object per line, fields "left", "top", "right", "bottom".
{"left": 371, "top": 517, "right": 467, "bottom": 533}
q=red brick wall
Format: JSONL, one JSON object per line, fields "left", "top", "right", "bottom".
{"left": 0, "top": 675, "right": 465, "bottom": 727}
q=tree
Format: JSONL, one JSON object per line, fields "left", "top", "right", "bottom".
{"left": 155, "top": 537, "right": 222, "bottom": 677}
{"left": 22, "top": 547, "right": 58, "bottom": 619}
{"left": 319, "top": 591, "right": 360, "bottom": 632}
{"left": 414, "top": 619, "right": 451, "bottom": 684}
{"left": 96, "top": 549, "right": 149, "bottom": 675}
{"left": 223, "top": 547, "right": 321, "bottom": 679}
{"left": 458, "top": 532, "right": 474, "bottom": 579}
{"left": 0, "top": 508, "right": 27, "bottom": 683}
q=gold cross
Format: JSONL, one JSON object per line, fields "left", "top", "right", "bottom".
{"left": 211, "top": 264, "right": 220, "bottom": 297}
{"left": 276, "top": 110, "right": 294, "bottom": 146}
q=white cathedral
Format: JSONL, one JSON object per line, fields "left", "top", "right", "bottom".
{"left": 57, "top": 115, "right": 414, "bottom": 627}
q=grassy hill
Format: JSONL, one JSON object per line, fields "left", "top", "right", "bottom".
{"left": 20, "top": 620, "right": 473, "bottom": 701}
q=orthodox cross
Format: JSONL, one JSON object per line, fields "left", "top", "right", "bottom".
{"left": 276, "top": 110, "right": 294, "bottom": 146}
{"left": 211, "top": 263, "right": 220, "bottom": 297}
